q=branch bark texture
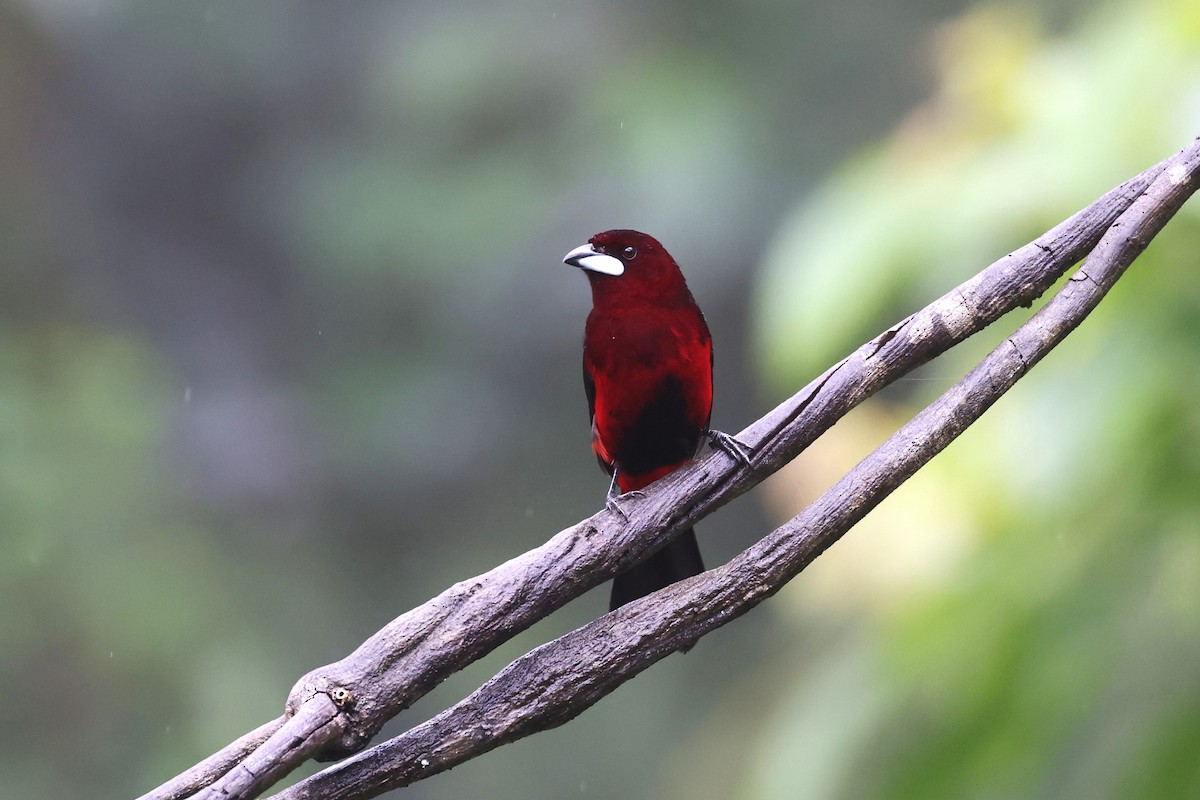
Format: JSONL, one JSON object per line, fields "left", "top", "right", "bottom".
{"left": 270, "top": 136, "right": 1200, "bottom": 799}
{"left": 138, "top": 136, "right": 1200, "bottom": 800}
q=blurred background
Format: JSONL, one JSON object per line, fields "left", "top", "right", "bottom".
{"left": 3, "top": 0, "right": 1199, "bottom": 797}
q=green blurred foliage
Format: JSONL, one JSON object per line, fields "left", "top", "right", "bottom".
{"left": 750, "top": 0, "right": 1200, "bottom": 798}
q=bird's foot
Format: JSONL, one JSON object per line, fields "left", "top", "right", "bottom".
{"left": 707, "top": 428, "right": 754, "bottom": 466}
{"left": 605, "top": 488, "right": 643, "bottom": 522}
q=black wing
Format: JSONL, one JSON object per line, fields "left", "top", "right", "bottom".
{"left": 583, "top": 361, "right": 597, "bottom": 423}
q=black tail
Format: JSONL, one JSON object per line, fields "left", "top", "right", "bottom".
{"left": 609, "top": 527, "right": 704, "bottom": 611}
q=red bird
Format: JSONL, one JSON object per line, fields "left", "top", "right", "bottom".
{"left": 564, "top": 229, "right": 716, "bottom": 610}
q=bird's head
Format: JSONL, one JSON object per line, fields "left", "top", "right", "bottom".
{"left": 563, "top": 229, "right": 690, "bottom": 301}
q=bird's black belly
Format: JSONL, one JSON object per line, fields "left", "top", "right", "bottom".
{"left": 613, "top": 376, "right": 702, "bottom": 477}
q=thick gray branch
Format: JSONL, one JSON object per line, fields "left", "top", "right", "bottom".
{"left": 137, "top": 137, "right": 1197, "bottom": 800}
{"left": 272, "top": 136, "right": 1200, "bottom": 800}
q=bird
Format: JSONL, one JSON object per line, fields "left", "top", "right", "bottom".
{"left": 563, "top": 229, "right": 728, "bottom": 611}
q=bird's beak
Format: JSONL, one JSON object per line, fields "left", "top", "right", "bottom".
{"left": 563, "top": 243, "right": 624, "bottom": 277}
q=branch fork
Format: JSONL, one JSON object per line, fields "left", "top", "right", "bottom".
{"left": 141, "top": 136, "right": 1200, "bottom": 800}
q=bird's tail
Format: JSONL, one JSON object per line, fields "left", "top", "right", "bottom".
{"left": 609, "top": 527, "right": 704, "bottom": 611}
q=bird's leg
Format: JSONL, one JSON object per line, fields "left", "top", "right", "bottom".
{"left": 707, "top": 428, "right": 754, "bottom": 466}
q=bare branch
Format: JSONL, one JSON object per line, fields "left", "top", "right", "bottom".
{"left": 268, "top": 135, "right": 1200, "bottom": 800}
{"left": 137, "top": 138, "right": 1198, "bottom": 800}
{"left": 136, "top": 717, "right": 285, "bottom": 800}
{"left": 191, "top": 695, "right": 346, "bottom": 800}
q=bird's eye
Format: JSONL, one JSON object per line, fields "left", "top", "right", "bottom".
{"left": 622, "top": 246, "right": 637, "bottom": 259}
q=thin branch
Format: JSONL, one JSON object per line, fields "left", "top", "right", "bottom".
{"left": 137, "top": 138, "right": 1197, "bottom": 800}
{"left": 137, "top": 717, "right": 285, "bottom": 800}
{"left": 272, "top": 135, "right": 1200, "bottom": 800}
{"left": 192, "top": 695, "right": 346, "bottom": 800}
